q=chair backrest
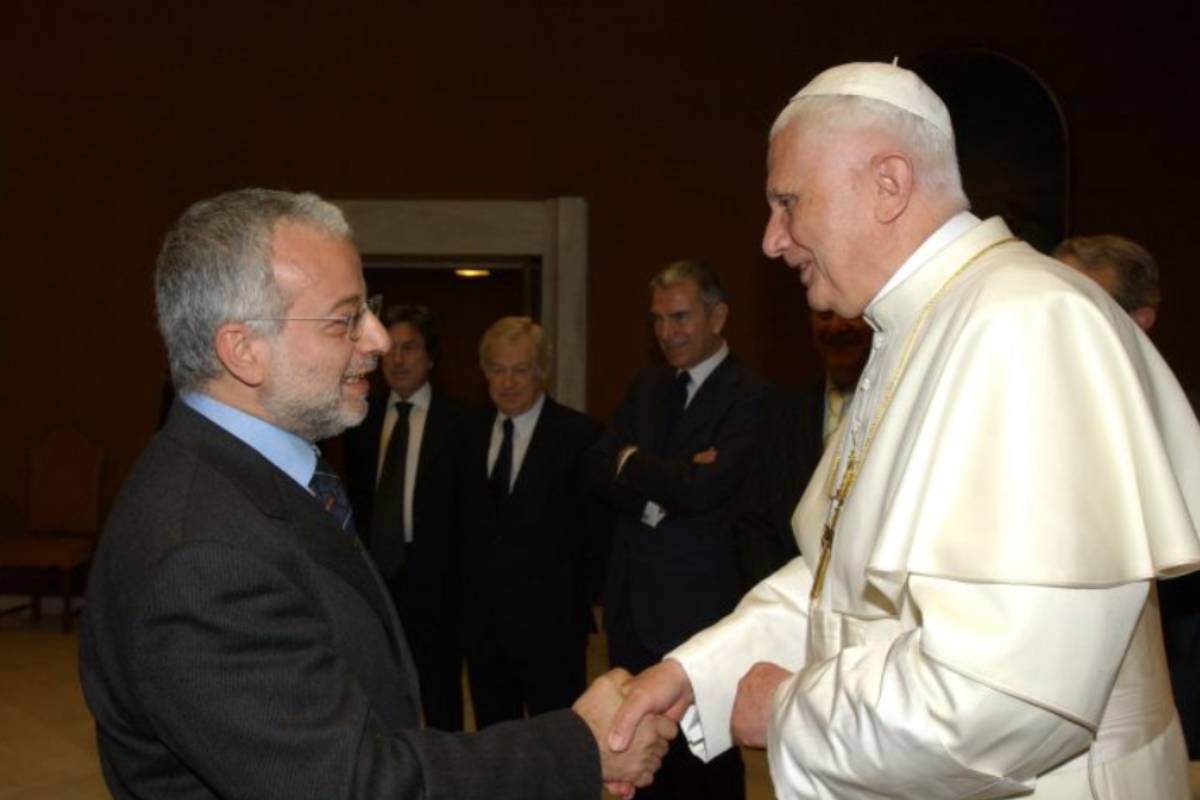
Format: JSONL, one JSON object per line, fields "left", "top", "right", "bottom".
{"left": 28, "top": 429, "right": 102, "bottom": 537}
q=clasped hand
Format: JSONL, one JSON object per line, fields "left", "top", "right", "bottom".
{"left": 574, "top": 669, "right": 677, "bottom": 797}
{"left": 600, "top": 658, "right": 793, "bottom": 796}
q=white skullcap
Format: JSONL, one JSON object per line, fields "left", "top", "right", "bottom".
{"left": 790, "top": 61, "right": 953, "bottom": 139}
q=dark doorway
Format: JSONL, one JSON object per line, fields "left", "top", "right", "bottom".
{"left": 913, "top": 50, "right": 1068, "bottom": 254}
{"left": 364, "top": 257, "right": 540, "bottom": 407}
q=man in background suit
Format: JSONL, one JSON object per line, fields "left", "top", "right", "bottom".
{"left": 78, "top": 188, "right": 673, "bottom": 799}
{"left": 459, "top": 316, "right": 607, "bottom": 729}
{"left": 734, "top": 309, "right": 870, "bottom": 589}
{"left": 591, "top": 260, "right": 768, "bottom": 799}
{"left": 1054, "top": 234, "right": 1160, "bottom": 332}
{"left": 342, "top": 304, "right": 468, "bottom": 731}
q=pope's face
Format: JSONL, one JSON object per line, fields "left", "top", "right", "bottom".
{"left": 761, "top": 123, "right": 883, "bottom": 318}
{"left": 258, "top": 223, "right": 390, "bottom": 441}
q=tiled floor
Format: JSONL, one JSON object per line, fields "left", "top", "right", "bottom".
{"left": 0, "top": 612, "right": 107, "bottom": 800}
{"left": 0, "top": 607, "right": 773, "bottom": 799}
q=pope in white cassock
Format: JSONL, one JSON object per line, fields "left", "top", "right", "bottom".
{"left": 607, "top": 62, "right": 1200, "bottom": 799}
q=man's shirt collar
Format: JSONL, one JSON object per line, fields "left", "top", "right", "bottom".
{"left": 389, "top": 381, "right": 431, "bottom": 411}
{"left": 181, "top": 392, "right": 316, "bottom": 488}
{"left": 684, "top": 340, "right": 730, "bottom": 398}
{"left": 495, "top": 391, "right": 546, "bottom": 438}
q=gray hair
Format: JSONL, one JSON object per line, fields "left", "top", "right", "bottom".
{"left": 648, "top": 260, "right": 728, "bottom": 308}
{"left": 155, "top": 188, "right": 351, "bottom": 393}
{"left": 479, "top": 316, "right": 552, "bottom": 377}
{"left": 770, "top": 93, "right": 968, "bottom": 210}
{"left": 1053, "top": 235, "right": 1161, "bottom": 312}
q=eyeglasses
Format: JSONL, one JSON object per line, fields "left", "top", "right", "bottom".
{"left": 246, "top": 294, "right": 383, "bottom": 341}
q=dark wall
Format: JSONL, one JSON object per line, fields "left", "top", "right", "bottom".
{"left": 2, "top": 0, "right": 1196, "bottom": 528}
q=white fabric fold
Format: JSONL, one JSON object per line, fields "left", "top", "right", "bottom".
{"left": 665, "top": 217, "right": 1199, "bottom": 798}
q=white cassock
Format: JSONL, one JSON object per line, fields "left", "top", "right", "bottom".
{"left": 670, "top": 215, "right": 1200, "bottom": 799}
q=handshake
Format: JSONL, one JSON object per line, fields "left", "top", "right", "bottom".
{"left": 572, "top": 667, "right": 680, "bottom": 798}
{"left": 573, "top": 658, "right": 792, "bottom": 798}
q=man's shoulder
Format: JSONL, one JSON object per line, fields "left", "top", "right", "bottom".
{"left": 540, "top": 396, "right": 603, "bottom": 439}
{"left": 113, "top": 406, "right": 297, "bottom": 546}
{"left": 709, "top": 352, "right": 771, "bottom": 402}
{"left": 961, "top": 247, "right": 1132, "bottom": 338}
{"left": 427, "top": 388, "right": 477, "bottom": 428}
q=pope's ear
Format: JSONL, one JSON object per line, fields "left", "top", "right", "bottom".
{"left": 213, "top": 322, "right": 268, "bottom": 387}
{"left": 871, "top": 152, "right": 913, "bottom": 224}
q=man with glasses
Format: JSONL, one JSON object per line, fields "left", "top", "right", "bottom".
{"left": 78, "top": 188, "right": 674, "bottom": 800}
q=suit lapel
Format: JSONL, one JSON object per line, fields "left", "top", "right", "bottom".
{"left": 646, "top": 369, "right": 680, "bottom": 454}
{"left": 509, "top": 396, "right": 555, "bottom": 501}
{"left": 672, "top": 356, "right": 737, "bottom": 447}
{"left": 167, "top": 404, "right": 415, "bottom": 678}
{"left": 414, "top": 391, "right": 450, "bottom": 498}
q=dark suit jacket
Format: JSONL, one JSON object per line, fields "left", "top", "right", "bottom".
{"left": 79, "top": 402, "right": 599, "bottom": 800}
{"left": 591, "top": 354, "right": 768, "bottom": 655}
{"left": 734, "top": 382, "right": 825, "bottom": 589}
{"left": 342, "top": 387, "right": 469, "bottom": 622}
{"left": 459, "top": 396, "right": 608, "bottom": 654}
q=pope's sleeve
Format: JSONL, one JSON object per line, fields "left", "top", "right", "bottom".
{"left": 766, "top": 577, "right": 1149, "bottom": 800}
{"left": 668, "top": 556, "right": 814, "bottom": 760}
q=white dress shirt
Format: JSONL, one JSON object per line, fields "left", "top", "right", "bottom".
{"left": 487, "top": 392, "right": 546, "bottom": 491}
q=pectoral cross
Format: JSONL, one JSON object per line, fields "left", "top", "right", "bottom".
{"left": 811, "top": 450, "right": 859, "bottom": 601}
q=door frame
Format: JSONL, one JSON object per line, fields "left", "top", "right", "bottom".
{"left": 335, "top": 198, "right": 588, "bottom": 410}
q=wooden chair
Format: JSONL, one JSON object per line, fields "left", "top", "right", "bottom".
{"left": 0, "top": 430, "right": 102, "bottom": 633}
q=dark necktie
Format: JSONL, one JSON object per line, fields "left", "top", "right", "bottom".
{"left": 662, "top": 370, "right": 691, "bottom": 445}
{"left": 490, "top": 417, "right": 514, "bottom": 503}
{"left": 309, "top": 456, "right": 356, "bottom": 535}
{"left": 371, "top": 401, "right": 412, "bottom": 576}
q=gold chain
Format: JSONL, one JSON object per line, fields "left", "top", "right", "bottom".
{"left": 810, "top": 237, "right": 1016, "bottom": 602}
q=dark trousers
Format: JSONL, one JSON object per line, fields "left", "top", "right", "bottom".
{"left": 1160, "top": 574, "right": 1200, "bottom": 758}
{"left": 606, "top": 595, "right": 746, "bottom": 800}
{"left": 388, "top": 576, "right": 464, "bottom": 732}
{"left": 402, "top": 614, "right": 464, "bottom": 731}
{"left": 465, "top": 621, "right": 587, "bottom": 730}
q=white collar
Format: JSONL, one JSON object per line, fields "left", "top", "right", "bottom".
{"left": 868, "top": 211, "right": 981, "bottom": 321}
{"left": 389, "top": 381, "right": 431, "bottom": 411}
{"left": 495, "top": 391, "right": 546, "bottom": 436}
{"left": 684, "top": 340, "right": 729, "bottom": 391}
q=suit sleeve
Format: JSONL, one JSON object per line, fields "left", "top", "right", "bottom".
{"left": 572, "top": 416, "right": 614, "bottom": 609}
{"left": 734, "top": 391, "right": 804, "bottom": 589}
{"left": 585, "top": 377, "right": 653, "bottom": 517}
{"left": 616, "top": 374, "right": 767, "bottom": 515}
{"left": 129, "top": 542, "right": 600, "bottom": 800}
